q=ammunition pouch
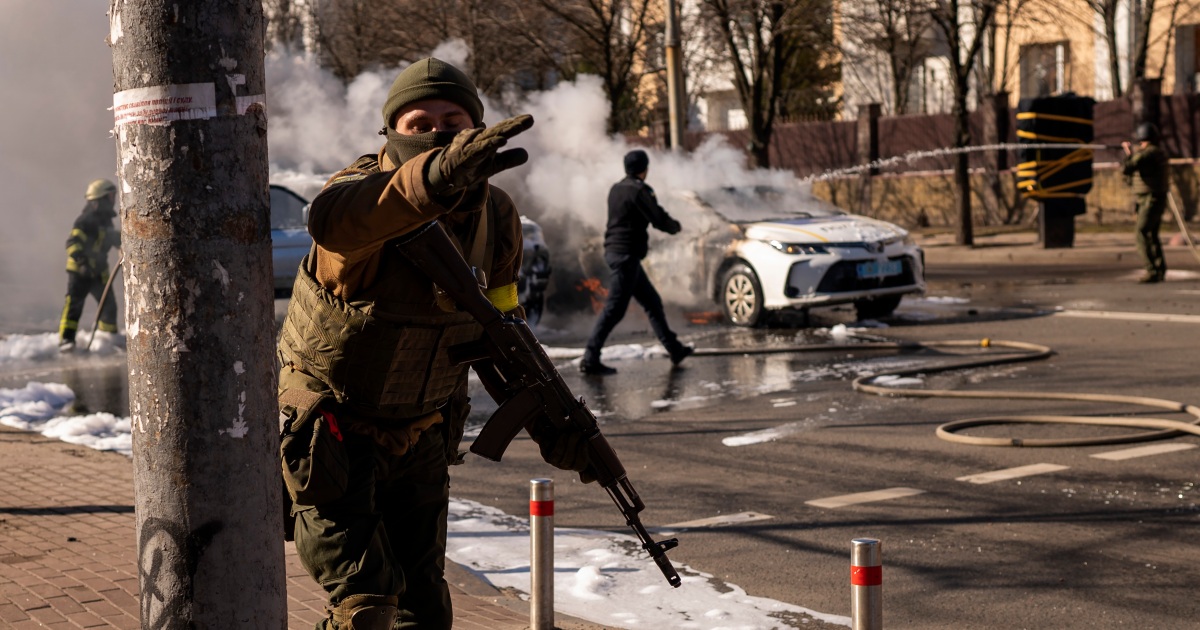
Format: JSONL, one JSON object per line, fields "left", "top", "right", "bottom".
{"left": 279, "top": 388, "right": 350, "bottom": 507}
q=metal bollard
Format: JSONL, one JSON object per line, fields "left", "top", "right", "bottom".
{"left": 530, "top": 479, "right": 554, "bottom": 630}
{"left": 851, "top": 538, "right": 882, "bottom": 630}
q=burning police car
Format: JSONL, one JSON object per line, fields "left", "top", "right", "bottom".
{"left": 645, "top": 185, "right": 925, "bottom": 326}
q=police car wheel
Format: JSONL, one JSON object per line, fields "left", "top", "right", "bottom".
{"left": 721, "top": 264, "right": 763, "bottom": 327}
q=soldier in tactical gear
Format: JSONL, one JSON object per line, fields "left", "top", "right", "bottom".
{"left": 58, "top": 179, "right": 120, "bottom": 352}
{"left": 276, "top": 58, "right": 590, "bottom": 630}
{"left": 1122, "top": 122, "right": 1169, "bottom": 283}
{"left": 580, "top": 150, "right": 693, "bottom": 375}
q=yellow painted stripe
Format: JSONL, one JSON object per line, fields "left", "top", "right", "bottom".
{"left": 761, "top": 224, "right": 830, "bottom": 242}
{"left": 1016, "top": 112, "right": 1094, "bottom": 126}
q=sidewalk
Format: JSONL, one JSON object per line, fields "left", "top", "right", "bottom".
{"left": 0, "top": 424, "right": 603, "bottom": 629}
{"left": 918, "top": 228, "right": 1199, "bottom": 267}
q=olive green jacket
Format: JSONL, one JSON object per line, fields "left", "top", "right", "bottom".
{"left": 1123, "top": 144, "right": 1168, "bottom": 196}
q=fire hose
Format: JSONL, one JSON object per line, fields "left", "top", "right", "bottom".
{"left": 695, "top": 339, "right": 1200, "bottom": 447}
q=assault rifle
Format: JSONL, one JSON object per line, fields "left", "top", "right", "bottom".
{"left": 396, "top": 221, "right": 682, "bottom": 588}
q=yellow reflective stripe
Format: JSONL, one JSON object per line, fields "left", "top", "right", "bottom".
{"left": 1016, "top": 112, "right": 1094, "bottom": 126}
{"left": 59, "top": 298, "right": 77, "bottom": 332}
{"left": 1016, "top": 129, "right": 1085, "bottom": 144}
{"left": 98, "top": 322, "right": 119, "bottom": 333}
{"left": 487, "top": 282, "right": 519, "bottom": 312}
{"left": 66, "top": 244, "right": 83, "bottom": 255}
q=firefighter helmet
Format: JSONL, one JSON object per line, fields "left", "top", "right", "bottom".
{"left": 85, "top": 179, "right": 117, "bottom": 200}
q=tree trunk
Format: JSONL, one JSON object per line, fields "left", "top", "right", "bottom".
{"left": 109, "top": 1, "right": 286, "bottom": 626}
{"left": 1105, "top": 11, "right": 1123, "bottom": 97}
{"left": 953, "top": 93, "right": 974, "bottom": 245}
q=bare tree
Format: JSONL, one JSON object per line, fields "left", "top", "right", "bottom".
{"left": 311, "top": 0, "right": 395, "bottom": 80}
{"left": 511, "top": 0, "right": 656, "bottom": 133}
{"left": 840, "top": 0, "right": 934, "bottom": 115}
{"left": 263, "top": 0, "right": 311, "bottom": 51}
{"left": 698, "top": 0, "right": 838, "bottom": 167}
{"left": 928, "top": 0, "right": 999, "bottom": 245}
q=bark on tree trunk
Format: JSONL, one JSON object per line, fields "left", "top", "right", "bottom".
{"left": 108, "top": 1, "right": 286, "bottom": 626}
{"left": 953, "top": 95, "right": 974, "bottom": 246}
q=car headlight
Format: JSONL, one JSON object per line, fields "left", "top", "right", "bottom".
{"left": 767, "top": 240, "right": 828, "bottom": 255}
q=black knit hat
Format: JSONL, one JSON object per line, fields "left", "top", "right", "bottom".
{"left": 624, "top": 149, "right": 649, "bottom": 175}
{"left": 382, "top": 58, "right": 485, "bottom": 129}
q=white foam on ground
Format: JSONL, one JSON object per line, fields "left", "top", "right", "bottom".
{"left": 0, "top": 331, "right": 125, "bottom": 363}
{"left": 446, "top": 497, "right": 850, "bottom": 629}
{"left": 0, "top": 381, "right": 131, "bottom": 455}
{"left": 721, "top": 421, "right": 812, "bottom": 446}
{"left": 916, "top": 296, "right": 970, "bottom": 304}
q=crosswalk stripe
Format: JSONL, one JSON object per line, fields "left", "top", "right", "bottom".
{"left": 664, "top": 511, "right": 774, "bottom": 528}
{"left": 1054, "top": 309, "right": 1200, "bottom": 324}
{"left": 1091, "top": 443, "right": 1198, "bottom": 461}
{"left": 956, "top": 463, "right": 1068, "bottom": 484}
{"left": 805, "top": 487, "right": 924, "bottom": 509}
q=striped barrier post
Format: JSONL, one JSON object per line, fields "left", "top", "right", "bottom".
{"left": 530, "top": 479, "right": 554, "bottom": 630}
{"left": 851, "top": 538, "right": 882, "bottom": 630}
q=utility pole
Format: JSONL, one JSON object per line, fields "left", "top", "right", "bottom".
{"left": 665, "top": 0, "right": 687, "bottom": 151}
{"left": 108, "top": 1, "right": 286, "bottom": 626}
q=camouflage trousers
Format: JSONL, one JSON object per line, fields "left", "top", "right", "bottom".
{"left": 293, "top": 427, "right": 452, "bottom": 629}
{"left": 1134, "top": 193, "right": 1167, "bottom": 278}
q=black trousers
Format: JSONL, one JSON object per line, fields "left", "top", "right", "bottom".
{"left": 59, "top": 271, "right": 117, "bottom": 342}
{"left": 584, "top": 257, "right": 682, "bottom": 364}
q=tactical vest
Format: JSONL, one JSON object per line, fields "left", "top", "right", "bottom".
{"left": 278, "top": 199, "right": 496, "bottom": 421}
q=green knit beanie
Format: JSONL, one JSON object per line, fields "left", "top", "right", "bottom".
{"left": 381, "top": 58, "right": 485, "bottom": 129}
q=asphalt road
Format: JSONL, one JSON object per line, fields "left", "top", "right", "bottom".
{"left": 448, "top": 249, "right": 1200, "bottom": 629}
{"left": 4, "top": 237, "right": 1198, "bottom": 628}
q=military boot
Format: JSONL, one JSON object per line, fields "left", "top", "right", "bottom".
{"left": 327, "top": 594, "right": 399, "bottom": 630}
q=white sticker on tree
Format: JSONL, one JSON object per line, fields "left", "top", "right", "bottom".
{"left": 113, "top": 83, "right": 217, "bottom": 126}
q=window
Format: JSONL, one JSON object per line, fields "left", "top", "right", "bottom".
{"left": 1019, "top": 42, "right": 1070, "bottom": 99}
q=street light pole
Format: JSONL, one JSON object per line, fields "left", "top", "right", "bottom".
{"left": 665, "top": 0, "right": 687, "bottom": 151}
{"left": 109, "top": 1, "right": 286, "bottom": 625}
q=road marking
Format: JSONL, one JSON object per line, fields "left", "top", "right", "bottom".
{"left": 806, "top": 487, "right": 924, "bottom": 509}
{"left": 1091, "top": 443, "right": 1198, "bottom": 461}
{"left": 664, "top": 511, "right": 774, "bottom": 529}
{"left": 956, "top": 463, "right": 1068, "bottom": 484}
{"left": 1054, "top": 309, "right": 1200, "bottom": 325}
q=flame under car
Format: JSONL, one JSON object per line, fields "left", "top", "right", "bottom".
{"left": 643, "top": 186, "right": 926, "bottom": 327}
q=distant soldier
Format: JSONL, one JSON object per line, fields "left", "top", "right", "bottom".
{"left": 59, "top": 179, "right": 120, "bottom": 352}
{"left": 1122, "top": 122, "right": 1169, "bottom": 283}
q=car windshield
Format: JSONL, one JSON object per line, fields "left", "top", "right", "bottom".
{"left": 686, "top": 185, "right": 845, "bottom": 223}
{"left": 270, "top": 186, "right": 309, "bottom": 230}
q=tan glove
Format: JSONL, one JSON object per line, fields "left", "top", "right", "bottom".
{"left": 427, "top": 114, "right": 534, "bottom": 196}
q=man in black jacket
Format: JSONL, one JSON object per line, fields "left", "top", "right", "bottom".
{"left": 581, "top": 150, "right": 692, "bottom": 375}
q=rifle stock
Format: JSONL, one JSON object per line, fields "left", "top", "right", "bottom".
{"left": 396, "top": 220, "right": 682, "bottom": 588}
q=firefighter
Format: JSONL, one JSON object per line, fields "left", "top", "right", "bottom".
{"left": 276, "top": 58, "right": 591, "bottom": 629}
{"left": 580, "top": 149, "right": 693, "bottom": 375}
{"left": 58, "top": 179, "right": 120, "bottom": 352}
{"left": 1122, "top": 122, "right": 1169, "bottom": 283}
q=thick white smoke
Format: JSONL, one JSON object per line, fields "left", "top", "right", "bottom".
{"left": 0, "top": 0, "right": 115, "bottom": 333}
{"left": 2, "top": 15, "right": 802, "bottom": 335}
{"left": 264, "top": 49, "right": 800, "bottom": 314}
